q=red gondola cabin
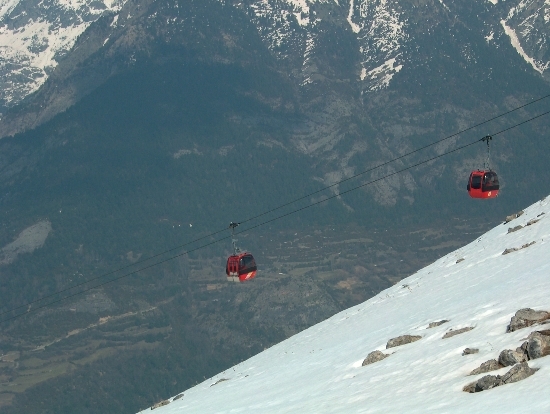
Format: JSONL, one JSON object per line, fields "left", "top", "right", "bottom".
{"left": 467, "top": 170, "right": 499, "bottom": 199}
{"left": 226, "top": 253, "right": 257, "bottom": 282}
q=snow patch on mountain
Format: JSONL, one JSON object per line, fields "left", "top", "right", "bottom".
{"left": 501, "top": 19, "right": 548, "bottom": 74}
{"left": 500, "top": 1, "right": 550, "bottom": 75}
{"left": 0, "top": 0, "right": 127, "bottom": 108}
{"left": 355, "top": 0, "right": 406, "bottom": 91}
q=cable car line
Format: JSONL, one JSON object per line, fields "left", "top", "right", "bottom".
{"left": 235, "top": 93, "right": 550, "bottom": 228}
{"left": 5, "top": 95, "right": 545, "bottom": 321}
{"left": 1, "top": 106, "right": 549, "bottom": 325}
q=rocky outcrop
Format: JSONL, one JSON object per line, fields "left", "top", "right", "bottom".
{"left": 211, "top": 378, "right": 230, "bottom": 387}
{"left": 442, "top": 327, "right": 474, "bottom": 339}
{"left": 151, "top": 400, "right": 170, "bottom": 410}
{"left": 386, "top": 335, "right": 422, "bottom": 349}
{"left": 464, "top": 362, "right": 537, "bottom": 393}
{"left": 504, "top": 210, "right": 524, "bottom": 224}
{"left": 526, "top": 330, "right": 550, "bottom": 359}
{"left": 507, "top": 308, "right": 550, "bottom": 332}
{"left": 462, "top": 348, "right": 479, "bottom": 356}
{"left": 469, "top": 359, "right": 501, "bottom": 375}
{"left": 428, "top": 320, "right": 449, "bottom": 328}
{"left": 502, "top": 241, "right": 536, "bottom": 255}
{"left": 173, "top": 393, "right": 184, "bottom": 401}
{"left": 498, "top": 349, "right": 527, "bottom": 367}
{"left": 362, "top": 350, "right": 389, "bottom": 366}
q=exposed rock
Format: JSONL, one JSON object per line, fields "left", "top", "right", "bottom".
{"left": 475, "top": 375, "right": 503, "bottom": 391}
{"left": 362, "top": 350, "right": 389, "bottom": 366}
{"left": 500, "top": 362, "right": 538, "bottom": 384}
{"left": 507, "top": 308, "right": 550, "bottom": 332}
{"left": 0, "top": 220, "right": 52, "bottom": 265}
{"left": 502, "top": 241, "right": 536, "bottom": 255}
{"left": 504, "top": 210, "right": 524, "bottom": 224}
{"left": 526, "top": 219, "right": 540, "bottom": 226}
{"left": 428, "top": 320, "right": 449, "bottom": 328}
{"left": 151, "top": 400, "right": 170, "bottom": 410}
{"left": 173, "top": 393, "right": 184, "bottom": 401}
{"left": 526, "top": 330, "right": 550, "bottom": 360}
{"left": 386, "top": 335, "right": 422, "bottom": 349}
{"left": 469, "top": 359, "right": 501, "bottom": 375}
{"left": 211, "top": 378, "right": 230, "bottom": 387}
{"left": 462, "top": 348, "right": 479, "bottom": 356}
{"left": 507, "top": 225, "right": 523, "bottom": 233}
{"left": 498, "top": 349, "right": 527, "bottom": 367}
{"left": 442, "top": 327, "right": 474, "bottom": 339}
{"left": 462, "top": 381, "right": 477, "bottom": 393}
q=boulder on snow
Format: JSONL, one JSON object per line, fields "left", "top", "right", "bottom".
{"left": 498, "top": 349, "right": 527, "bottom": 367}
{"left": 462, "top": 348, "right": 479, "bottom": 356}
{"left": 500, "top": 362, "right": 538, "bottom": 384}
{"left": 469, "top": 359, "right": 501, "bottom": 375}
{"left": 475, "top": 375, "right": 503, "bottom": 392}
{"left": 211, "top": 378, "right": 230, "bottom": 387}
{"left": 504, "top": 210, "right": 524, "bottom": 224}
{"left": 442, "top": 327, "right": 474, "bottom": 339}
{"left": 464, "top": 363, "right": 537, "bottom": 393}
{"left": 386, "top": 335, "right": 422, "bottom": 349}
{"left": 526, "top": 330, "right": 550, "bottom": 360}
{"left": 362, "top": 350, "right": 389, "bottom": 366}
{"left": 428, "top": 320, "right": 449, "bottom": 328}
{"left": 151, "top": 400, "right": 170, "bottom": 410}
{"left": 507, "top": 308, "right": 550, "bottom": 332}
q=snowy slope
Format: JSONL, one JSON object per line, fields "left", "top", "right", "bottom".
{"left": 139, "top": 195, "right": 550, "bottom": 413}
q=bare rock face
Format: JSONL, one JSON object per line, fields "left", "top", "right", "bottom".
{"left": 428, "top": 320, "right": 449, "bottom": 328}
{"left": 442, "top": 327, "right": 474, "bottom": 339}
{"left": 462, "top": 348, "right": 479, "bottom": 356}
{"left": 362, "top": 350, "right": 389, "bottom": 366}
{"left": 386, "top": 335, "right": 422, "bottom": 349}
{"left": 500, "top": 362, "right": 538, "bottom": 384}
{"left": 469, "top": 359, "right": 501, "bottom": 375}
{"left": 527, "top": 330, "right": 550, "bottom": 360}
{"left": 507, "top": 308, "right": 550, "bottom": 332}
{"left": 498, "top": 349, "right": 528, "bottom": 367}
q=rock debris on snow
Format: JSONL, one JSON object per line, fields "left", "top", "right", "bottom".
{"left": 428, "top": 320, "right": 449, "bottom": 328}
{"left": 469, "top": 359, "right": 502, "bottom": 375}
{"left": 362, "top": 350, "right": 389, "bottom": 366}
{"left": 504, "top": 210, "right": 524, "bottom": 224}
{"left": 507, "top": 308, "right": 550, "bottom": 332}
{"left": 386, "top": 335, "right": 422, "bottom": 349}
{"left": 502, "top": 241, "right": 536, "bottom": 255}
{"left": 442, "top": 326, "right": 474, "bottom": 339}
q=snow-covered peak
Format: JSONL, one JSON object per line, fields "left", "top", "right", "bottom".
{"left": 0, "top": 0, "right": 126, "bottom": 108}
{"left": 140, "top": 195, "right": 550, "bottom": 412}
